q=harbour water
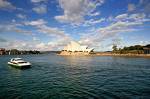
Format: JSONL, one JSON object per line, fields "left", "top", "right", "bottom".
{"left": 0, "top": 54, "right": 150, "bottom": 99}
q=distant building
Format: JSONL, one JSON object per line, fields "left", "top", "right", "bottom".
{"left": 143, "top": 47, "right": 150, "bottom": 54}
{"left": 143, "top": 44, "right": 150, "bottom": 54}
{"left": 0, "top": 48, "right": 6, "bottom": 55}
{"left": 9, "top": 49, "right": 20, "bottom": 55}
{"left": 62, "top": 41, "right": 93, "bottom": 52}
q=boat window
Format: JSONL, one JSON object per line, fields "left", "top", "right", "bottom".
{"left": 16, "top": 59, "right": 23, "bottom": 61}
{"left": 18, "top": 62, "right": 27, "bottom": 63}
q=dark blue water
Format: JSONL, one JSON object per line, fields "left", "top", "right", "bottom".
{"left": 0, "top": 54, "right": 150, "bottom": 99}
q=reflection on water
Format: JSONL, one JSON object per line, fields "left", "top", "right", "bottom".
{"left": 0, "top": 54, "right": 150, "bottom": 99}
{"left": 8, "top": 66, "right": 22, "bottom": 77}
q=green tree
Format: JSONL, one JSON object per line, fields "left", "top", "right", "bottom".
{"left": 112, "top": 45, "right": 117, "bottom": 52}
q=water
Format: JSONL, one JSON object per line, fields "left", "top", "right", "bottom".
{"left": 0, "top": 54, "right": 150, "bottom": 99}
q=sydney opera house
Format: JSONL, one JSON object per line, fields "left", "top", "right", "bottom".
{"left": 59, "top": 41, "right": 94, "bottom": 55}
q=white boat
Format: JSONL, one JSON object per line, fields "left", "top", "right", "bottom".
{"left": 8, "top": 58, "right": 31, "bottom": 69}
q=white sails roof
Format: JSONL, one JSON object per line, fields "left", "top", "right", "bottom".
{"left": 63, "top": 41, "right": 93, "bottom": 52}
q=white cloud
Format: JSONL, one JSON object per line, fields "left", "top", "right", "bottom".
{"left": 83, "top": 18, "right": 105, "bottom": 26}
{"left": 0, "top": 38, "right": 58, "bottom": 51}
{"left": 32, "top": 5, "right": 47, "bottom": 14}
{"left": 12, "top": 19, "right": 16, "bottom": 23}
{"left": 16, "top": 14, "right": 26, "bottom": 19}
{"left": 79, "top": 13, "right": 149, "bottom": 49}
{"left": 37, "top": 25, "right": 72, "bottom": 49}
{"left": 2, "top": 34, "right": 72, "bottom": 51}
{"left": 139, "top": 41, "right": 150, "bottom": 45}
{"left": 24, "top": 19, "right": 47, "bottom": 26}
{"left": 55, "top": 0, "right": 104, "bottom": 24}
{"left": 107, "top": 16, "right": 113, "bottom": 22}
{"left": 36, "top": 42, "right": 44, "bottom": 48}
{"left": 31, "top": 0, "right": 47, "bottom": 3}
{"left": 129, "top": 13, "right": 146, "bottom": 20}
{"left": 37, "top": 25, "right": 69, "bottom": 37}
{"left": 0, "top": 0, "right": 16, "bottom": 10}
{"left": 24, "top": 19, "right": 66, "bottom": 36}
{"left": 89, "top": 12, "right": 100, "bottom": 16}
{"left": 24, "top": 18, "right": 73, "bottom": 50}
{"left": 115, "top": 13, "right": 128, "bottom": 20}
{"left": 47, "top": 36, "right": 72, "bottom": 50}
{"left": 81, "top": 12, "right": 150, "bottom": 49}
{"left": 115, "top": 13, "right": 149, "bottom": 22}
{"left": 98, "top": 21, "right": 142, "bottom": 33}
{"left": 128, "top": 3, "right": 136, "bottom": 11}
{"left": 112, "top": 37, "right": 123, "bottom": 46}
{"left": 0, "top": 37, "right": 7, "bottom": 42}
{"left": 24, "top": 19, "right": 72, "bottom": 45}
{"left": 139, "top": 0, "right": 150, "bottom": 14}
{"left": 33, "top": 37, "right": 39, "bottom": 41}
{"left": 0, "top": 23, "right": 32, "bottom": 35}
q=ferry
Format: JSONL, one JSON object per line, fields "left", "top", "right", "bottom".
{"left": 8, "top": 58, "right": 31, "bottom": 69}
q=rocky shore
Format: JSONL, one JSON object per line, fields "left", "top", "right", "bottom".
{"left": 95, "top": 53, "right": 150, "bottom": 58}
{"left": 58, "top": 51, "right": 150, "bottom": 58}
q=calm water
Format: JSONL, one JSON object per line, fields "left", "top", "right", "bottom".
{"left": 0, "top": 54, "right": 150, "bottom": 99}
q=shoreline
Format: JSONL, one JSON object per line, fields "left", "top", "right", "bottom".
{"left": 93, "top": 53, "right": 150, "bottom": 58}
{"left": 58, "top": 52, "right": 150, "bottom": 58}
{"left": 1, "top": 52, "right": 150, "bottom": 58}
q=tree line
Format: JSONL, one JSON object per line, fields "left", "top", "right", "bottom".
{"left": 112, "top": 44, "right": 150, "bottom": 54}
{"left": 2, "top": 49, "right": 41, "bottom": 55}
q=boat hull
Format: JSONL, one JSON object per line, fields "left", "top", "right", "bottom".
{"left": 8, "top": 62, "right": 31, "bottom": 69}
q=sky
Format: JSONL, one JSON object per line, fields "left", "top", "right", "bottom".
{"left": 0, "top": 0, "right": 150, "bottom": 51}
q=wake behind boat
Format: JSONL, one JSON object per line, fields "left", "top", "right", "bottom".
{"left": 8, "top": 58, "right": 31, "bottom": 69}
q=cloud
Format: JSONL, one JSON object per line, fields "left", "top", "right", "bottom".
{"left": 1, "top": 40, "right": 35, "bottom": 50}
{"left": 79, "top": 13, "right": 149, "bottom": 48}
{"left": 112, "top": 37, "right": 123, "bottom": 46}
{"left": 139, "top": 0, "right": 150, "bottom": 14}
{"left": 37, "top": 25, "right": 69, "bottom": 37}
{"left": 99, "top": 21, "right": 142, "bottom": 33}
{"left": 128, "top": 3, "right": 136, "bottom": 11}
{"left": 0, "top": 38, "right": 54, "bottom": 51}
{"left": 139, "top": 41, "right": 150, "bottom": 45}
{"left": 129, "top": 13, "right": 146, "bottom": 21}
{"left": 23, "top": 19, "right": 73, "bottom": 50}
{"left": 0, "top": 37, "right": 7, "bottom": 42}
{"left": 24, "top": 19, "right": 64, "bottom": 36}
{"left": 16, "top": 14, "right": 26, "bottom": 19}
{"left": 32, "top": 5, "right": 47, "bottom": 14}
{"left": 115, "top": 13, "right": 149, "bottom": 22}
{"left": 35, "top": 42, "right": 43, "bottom": 47}
{"left": 115, "top": 13, "right": 128, "bottom": 20}
{"left": 35, "top": 34, "right": 72, "bottom": 51}
{"left": 55, "top": 0, "right": 104, "bottom": 24}
{"left": 0, "top": 23, "right": 32, "bottom": 35}
{"left": 24, "top": 19, "right": 46, "bottom": 26}
{"left": 0, "top": 0, "right": 16, "bottom": 10}
{"left": 31, "top": 0, "right": 47, "bottom": 3}
{"left": 33, "top": 37, "right": 39, "bottom": 41}
{"left": 24, "top": 19, "right": 72, "bottom": 43}
{"left": 89, "top": 12, "right": 100, "bottom": 16}
{"left": 0, "top": 34, "right": 71, "bottom": 51}
{"left": 83, "top": 18, "right": 105, "bottom": 26}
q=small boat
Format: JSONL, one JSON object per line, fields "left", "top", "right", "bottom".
{"left": 8, "top": 58, "right": 31, "bottom": 69}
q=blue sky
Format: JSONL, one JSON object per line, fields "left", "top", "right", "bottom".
{"left": 0, "top": 0, "right": 150, "bottom": 51}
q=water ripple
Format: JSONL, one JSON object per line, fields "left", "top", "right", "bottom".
{"left": 0, "top": 54, "right": 150, "bottom": 99}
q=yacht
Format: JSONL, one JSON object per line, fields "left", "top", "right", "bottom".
{"left": 8, "top": 58, "right": 31, "bottom": 69}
